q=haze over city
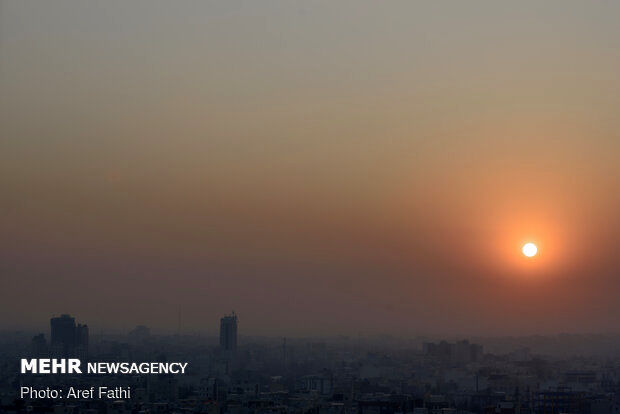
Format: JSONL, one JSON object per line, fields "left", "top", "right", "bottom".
{"left": 1, "top": 1, "right": 619, "bottom": 336}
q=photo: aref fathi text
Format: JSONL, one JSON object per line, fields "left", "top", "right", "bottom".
{"left": 21, "top": 386, "right": 131, "bottom": 400}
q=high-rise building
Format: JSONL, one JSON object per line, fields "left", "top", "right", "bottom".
{"left": 219, "top": 312, "right": 238, "bottom": 351}
{"left": 50, "top": 314, "right": 89, "bottom": 358}
{"left": 75, "top": 323, "right": 89, "bottom": 359}
{"left": 50, "top": 314, "right": 76, "bottom": 357}
{"left": 31, "top": 333, "right": 48, "bottom": 357}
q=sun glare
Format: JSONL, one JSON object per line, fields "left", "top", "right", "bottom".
{"left": 522, "top": 242, "right": 538, "bottom": 257}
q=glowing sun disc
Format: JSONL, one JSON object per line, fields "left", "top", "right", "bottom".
{"left": 522, "top": 242, "right": 538, "bottom": 257}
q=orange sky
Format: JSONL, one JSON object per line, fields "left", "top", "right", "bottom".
{"left": 1, "top": 1, "right": 619, "bottom": 335}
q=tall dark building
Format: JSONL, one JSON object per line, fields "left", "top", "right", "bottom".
{"left": 219, "top": 312, "right": 238, "bottom": 352}
{"left": 50, "top": 314, "right": 76, "bottom": 357}
{"left": 50, "top": 314, "right": 89, "bottom": 358}
{"left": 75, "top": 323, "right": 89, "bottom": 359}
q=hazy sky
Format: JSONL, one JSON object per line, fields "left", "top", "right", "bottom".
{"left": 1, "top": 1, "right": 619, "bottom": 336}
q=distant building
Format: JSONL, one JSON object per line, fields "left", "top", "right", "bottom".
{"left": 31, "top": 333, "right": 47, "bottom": 357}
{"left": 51, "top": 314, "right": 76, "bottom": 357}
{"left": 199, "top": 377, "right": 218, "bottom": 400}
{"left": 219, "top": 312, "right": 238, "bottom": 351}
{"left": 300, "top": 374, "right": 334, "bottom": 395}
{"left": 50, "top": 314, "right": 89, "bottom": 358}
{"left": 75, "top": 323, "right": 89, "bottom": 359}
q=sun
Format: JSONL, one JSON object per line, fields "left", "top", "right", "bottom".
{"left": 522, "top": 242, "right": 538, "bottom": 257}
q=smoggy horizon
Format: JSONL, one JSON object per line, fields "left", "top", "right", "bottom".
{"left": 1, "top": 1, "right": 619, "bottom": 336}
{"left": 10, "top": 317, "right": 620, "bottom": 340}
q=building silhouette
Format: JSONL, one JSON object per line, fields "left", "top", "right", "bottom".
{"left": 219, "top": 312, "right": 238, "bottom": 352}
{"left": 50, "top": 314, "right": 89, "bottom": 358}
{"left": 31, "top": 333, "right": 47, "bottom": 357}
{"left": 75, "top": 323, "right": 89, "bottom": 359}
